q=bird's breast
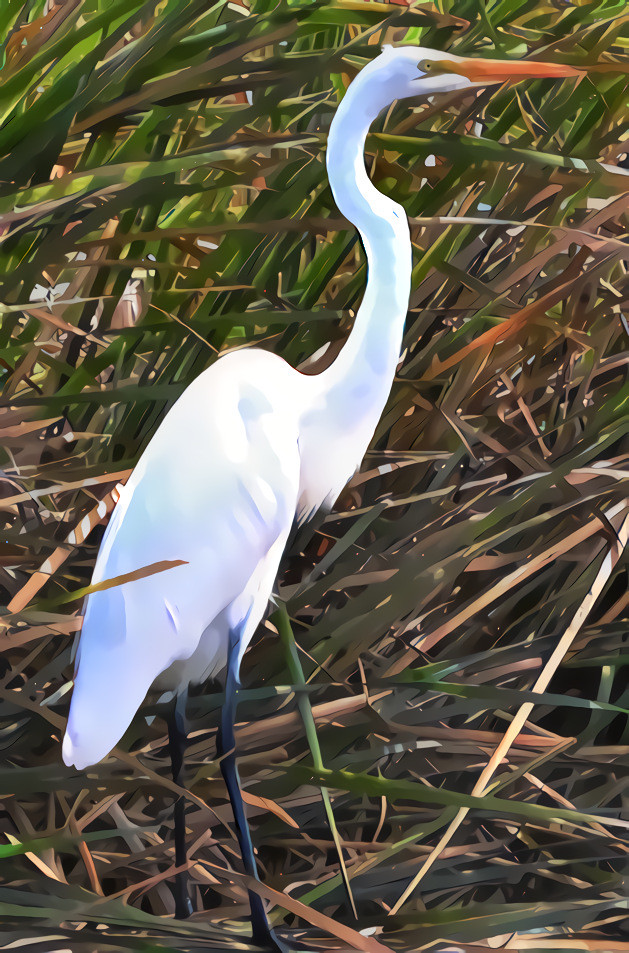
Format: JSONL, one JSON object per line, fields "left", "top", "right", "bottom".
{"left": 296, "top": 415, "right": 372, "bottom": 523}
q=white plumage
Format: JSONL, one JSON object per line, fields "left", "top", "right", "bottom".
{"left": 63, "top": 45, "right": 475, "bottom": 773}
{"left": 64, "top": 350, "right": 300, "bottom": 766}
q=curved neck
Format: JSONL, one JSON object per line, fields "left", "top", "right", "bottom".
{"left": 317, "top": 69, "right": 412, "bottom": 425}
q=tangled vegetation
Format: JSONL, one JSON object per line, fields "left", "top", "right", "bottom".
{"left": 0, "top": 0, "right": 628, "bottom": 950}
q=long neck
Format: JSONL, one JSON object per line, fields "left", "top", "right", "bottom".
{"left": 317, "top": 69, "right": 412, "bottom": 430}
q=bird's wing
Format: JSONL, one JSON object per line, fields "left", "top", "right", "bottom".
{"left": 64, "top": 350, "right": 301, "bottom": 769}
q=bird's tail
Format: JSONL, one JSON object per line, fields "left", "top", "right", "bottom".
{"left": 63, "top": 586, "right": 167, "bottom": 770}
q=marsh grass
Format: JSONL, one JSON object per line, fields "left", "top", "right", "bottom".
{"left": 0, "top": 0, "right": 628, "bottom": 950}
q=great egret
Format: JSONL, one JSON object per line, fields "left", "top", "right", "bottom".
{"left": 62, "top": 45, "right": 581, "bottom": 948}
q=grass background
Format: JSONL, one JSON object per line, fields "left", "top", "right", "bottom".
{"left": 1, "top": 0, "right": 628, "bottom": 950}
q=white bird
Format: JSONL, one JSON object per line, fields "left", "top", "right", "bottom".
{"left": 62, "top": 45, "right": 581, "bottom": 948}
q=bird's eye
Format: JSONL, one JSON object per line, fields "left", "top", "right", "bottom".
{"left": 418, "top": 59, "right": 434, "bottom": 73}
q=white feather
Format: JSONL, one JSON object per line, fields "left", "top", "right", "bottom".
{"left": 63, "top": 46, "right": 475, "bottom": 770}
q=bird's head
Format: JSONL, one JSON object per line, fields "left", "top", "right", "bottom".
{"left": 363, "top": 44, "right": 583, "bottom": 105}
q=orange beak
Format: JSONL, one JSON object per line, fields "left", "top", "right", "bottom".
{"left": 438, "top": 56, "right": 584, "bottom": 84}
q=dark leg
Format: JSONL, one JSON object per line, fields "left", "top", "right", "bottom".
{"left": 217, "top": 639, "right": 286, "bottom": 951}
{"left": 167, "top": 687, "right": 194, "bottom": 919}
